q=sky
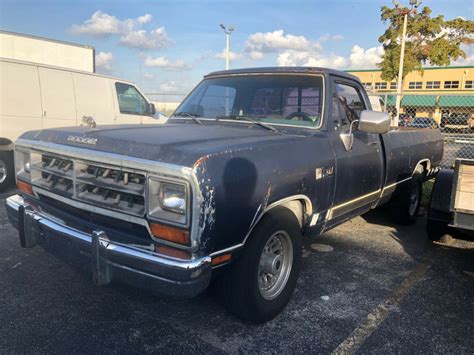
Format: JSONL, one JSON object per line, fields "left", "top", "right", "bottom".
{"left": 1, "top": 0, "right": 473, "bottom": 95}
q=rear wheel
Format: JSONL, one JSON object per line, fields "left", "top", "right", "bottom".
{"left": 0, "top": 151, "right": 14, "bottom": 193}
{"left": 218, "top": 207, "right": 302, "bottom": 324}
{"left": 393, "top": 173, "right": 422, "bottom": 225}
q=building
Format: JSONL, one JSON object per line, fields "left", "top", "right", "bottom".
{"left": 347, "top": 66, "right": 474, "bottom": 124}
{"left": 0, "top": 30, "right": 95, "bottom": 73}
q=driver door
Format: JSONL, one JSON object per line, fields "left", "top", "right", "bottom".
{"left": 326, "top": 79, "right": 384, "bottom": 226}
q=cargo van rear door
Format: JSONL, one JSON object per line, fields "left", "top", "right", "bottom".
{"left": 0, "top": 60, "right": 42, "bottom": 142}
{"left": 38, "top": 67, "right": 76, "bottom": 128}
{"left": 73, "top": 73, "right": 115, "bottom": 125}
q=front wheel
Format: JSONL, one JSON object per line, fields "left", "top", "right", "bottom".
{"left": 219, "top": 207, "right": 302, "bottom": 323}
{"left": 0, "top": 151, "right": 14, "bottom": 193}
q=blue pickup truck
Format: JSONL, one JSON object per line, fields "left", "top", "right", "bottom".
{"left": 6, "top": 67, "right": 443, "bottom": 323}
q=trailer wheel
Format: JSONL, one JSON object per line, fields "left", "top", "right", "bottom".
{"left": 426, "top": 169, "right": 454, "bottom": 242}
{"left": 218, "top": 207, "right": 302, "bottom": 324}
{"left": 393, "top": 173, "right": 422, "bottom": 225}
{"left": 0, "top": 151, "right": 14, "bottom": 193}
{"left": 426, "top": 219, "right": 449, "bottom": 241}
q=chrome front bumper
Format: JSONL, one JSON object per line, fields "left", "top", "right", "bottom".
{"left": 5, "top": 194, "right": 211, "bottom": 298}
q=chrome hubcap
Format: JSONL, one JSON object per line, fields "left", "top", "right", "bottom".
{"left": 258, "top": 231, "right": 293, "bottom": 300}
{"left": 0, "top": 160, "right": 6, "bottom": 184}
{"left": 409, "top": 185, "right": 419, "bottom": 216}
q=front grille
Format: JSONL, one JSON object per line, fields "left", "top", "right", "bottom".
{"left": 30, "top": 153, "right": 147, "bottom": 216}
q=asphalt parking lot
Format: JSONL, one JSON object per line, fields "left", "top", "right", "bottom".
{"left": 1, "top": 187, "right": 473, "bottom": 354}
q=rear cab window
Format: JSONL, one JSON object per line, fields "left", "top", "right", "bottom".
{"left": 115, "top": 82, "right": 150, "bottom": 116}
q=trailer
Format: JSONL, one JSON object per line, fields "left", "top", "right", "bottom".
{"left": 427, "top": 158, "right": 474, "bottom": 240}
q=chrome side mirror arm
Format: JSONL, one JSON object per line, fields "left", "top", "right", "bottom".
{"left": 339, "top": 119, "right": 359, "bottom": 151}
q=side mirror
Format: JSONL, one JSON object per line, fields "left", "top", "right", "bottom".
{"left": 339, "top": 110, "right": 391, "bottom": 151}
{"left": 358, "top": 110, "right": 390, "bottom": 134}
{"left": 148, "top": 103, "right": 156, "bottom": 116}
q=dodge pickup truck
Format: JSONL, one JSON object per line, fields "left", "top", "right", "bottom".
{"left": 6, "top": 67, "right": 443, "bottom": 323}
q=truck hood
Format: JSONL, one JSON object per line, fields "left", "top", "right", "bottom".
{"left": 20, "top": 122, "right": 302, "bottom": 167}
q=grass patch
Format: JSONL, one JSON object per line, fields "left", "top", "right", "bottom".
{"left": 421, "top": 179, "right": 434, "bottom": 208}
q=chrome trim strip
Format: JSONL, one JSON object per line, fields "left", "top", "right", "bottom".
{"left": 327, "top": 189, "right": 381, "bottom": 220}
{"left": 242, "top": 194, "right": 313, "bottom": 245}
{"left": 209, "top": 243, "right": 244, "bottom": 257}
{"left": 380, "top": 176, "right": 412, "bottom": 198}
{"left": 6, "top": 194, "right": 211, "bottom": 270}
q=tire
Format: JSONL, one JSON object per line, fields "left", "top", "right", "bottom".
{"left": 0, "top": 151, "right": 14, "bottom": 193}
{"left": 426, "top": 219, "right": 449, "bottom": 241}
{"left": 393, "top": 173, "right": 422, "bottom": 225}
{"left": 218, "top": 207, "right": 302, "bottom": 324}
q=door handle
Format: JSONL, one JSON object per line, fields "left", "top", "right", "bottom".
{"left": 368, "top": 141, "right": 379, "bottom": 146}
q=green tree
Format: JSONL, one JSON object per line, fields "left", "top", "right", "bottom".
{"left": 378, "top": 5, "right": 474, "bottom": 81}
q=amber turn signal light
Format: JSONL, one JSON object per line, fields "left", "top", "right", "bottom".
{"left": 17, "top": 180, "right": 33, "bottom": 195}
{"left": 150, "top": 222, "right": 190, "bottom": 245}
{"left": 154, "top": 244, "right": 191, "bottom": 260}
{"left": 211, "top": 253, "right": 232, "bottom": 266}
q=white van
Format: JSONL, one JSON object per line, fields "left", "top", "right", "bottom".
{"left": 0, "top": 57, "right": 164, "bottom": 191}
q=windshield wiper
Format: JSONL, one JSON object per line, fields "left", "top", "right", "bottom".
{"left": 172, "top": 112, "right": 202, "bottom": 125}
{"left": 216, "top": 115, "right": 278, "bottom": 133}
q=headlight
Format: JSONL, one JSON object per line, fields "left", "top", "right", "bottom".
{"left": 148, "top": 178, "right": 189, "bottom": 225}
{"left": 15, "top": 151, "right": 31, "bottom": 181}
{"left": 14, "top": 151, "right": 41, "bottom": 181}
{"left": 160, "top": 183, "right": 186, "bottom": 214}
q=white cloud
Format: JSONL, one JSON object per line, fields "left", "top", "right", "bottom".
{"left": 245, "top": 30, "right": 321, "bottom": 54}
{"left": 274, "top": 44, "right": 384, "bottom": 70}
{"left": 159, "top": 81, "right": 180, "bottom": 93}
{"left": 214, "top": 48, "right": 243, "bottom": 61}
{"left": 276, "top": 50, "right": 348, "bottom": 68}
{"left": 348, "top": 45, "right": 384, "bottom": 69}
{"left": 71, "top": 11, "right": 142, "bottom": 37}
{"left": 143, "top": 72, "right": 155, "bottom": 80}
{"left": 451, "top": 45, "right": 474, "bottom": 66}
{"left": 245, "top": 30, "right": 344, "bottom": 62}
{"left": 249, "top": 51, "right": 264, "bottom": 60}
{"left": 144, "top": 56, "right": 191, "bottom": 71}
{"left": 136, "top": 14, "right": 152, "bottom": 25}
{"left": 119, "top": 27, "right": 170, "bottom": 50}
{"left": 95, "top": 51, "right": 113, "bottom": 71}
{"left": 319, "top": 34, "right": 344, "bottom": 42}
{"left": 71, "top": 11, "right": 170, "bottom": 51}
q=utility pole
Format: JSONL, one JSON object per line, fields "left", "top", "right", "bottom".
{"left": 392, "top": 0, "right": 421, "bottom": 127}
{"left": 219, "top": 24, "right": 235, "bottom": 70}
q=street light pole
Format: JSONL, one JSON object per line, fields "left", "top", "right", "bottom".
{"left": 392, "top": 0, "right": 421, "bottom": 127}
{"left": 220, "top": 24, "right": 234, "bottom": 70}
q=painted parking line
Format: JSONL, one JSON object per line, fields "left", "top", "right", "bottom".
{"left": 332, "top": 250, "right": 436, "bottom": 355}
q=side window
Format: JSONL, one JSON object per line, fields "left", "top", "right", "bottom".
{"left": 115, "top": 82, "right": 149, "bottom": 115}
{"left": 332, "top": 83, "right": 366, "bottom": 124}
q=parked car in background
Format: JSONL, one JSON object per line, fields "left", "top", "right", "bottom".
{"left": 0, "top": 58, "right": 163, "bottom": 191}
{"left": 398, "top": 113, "right": 413, "bottom": 127}
{"left": 441, "top": 113, "right": 473, "bottom": 131}
{"left": 6, "top": 67, "right": 443, "bottom": 323}
{"left": 407, "top": 117, "right": 439, "bottom": 129}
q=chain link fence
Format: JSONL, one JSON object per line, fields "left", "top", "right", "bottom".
{"left": 372, "top": 92, "right": 474, "bottom": 168}
{"left": 144, "top": 93, "right": 186, "bottom": 117}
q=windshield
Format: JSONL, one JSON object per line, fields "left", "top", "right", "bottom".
{"left": 174, "top": 75, "right": 324, "bottom": 128}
